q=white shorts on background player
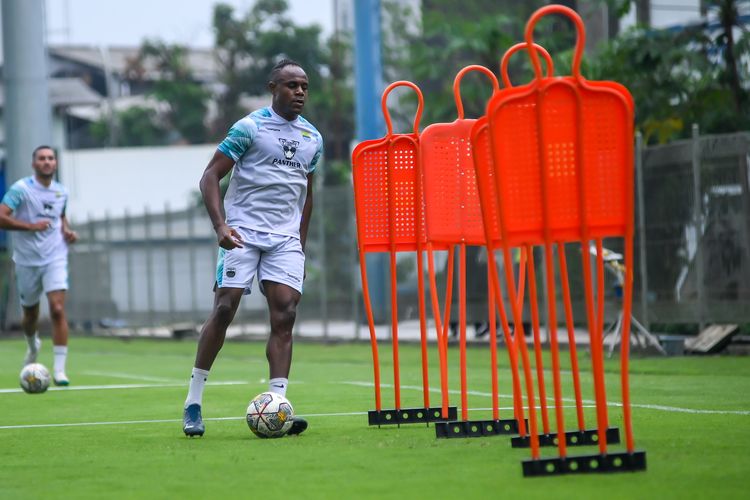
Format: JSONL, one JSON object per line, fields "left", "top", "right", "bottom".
{"left": 216, "top": 228, "right": 305, "bottom": 295}
{"left": 15, "top": 259, "right": 69, "bottom": 307}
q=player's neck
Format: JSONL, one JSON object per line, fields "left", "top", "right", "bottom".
{"left": 270, "top": 104, "right": 298, "bottom": 122}
{"left": 33, "top": 174, "right": 53, "bottom": 188}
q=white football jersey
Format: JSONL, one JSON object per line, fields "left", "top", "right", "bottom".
{"left": 217, "top": 106, "right": 323, "bottom": 238}
{"left": 1, "top": 176, "right": 69, "bottom": 266}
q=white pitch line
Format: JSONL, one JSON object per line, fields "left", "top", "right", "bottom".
{"left": 0, "top": 411, "right": 371, "bottom": 430}
{"left": 0, "top": 381, "right": 247, "bottom": 394}
{"left": 80, "top": 371, "right": 179, "bottom": 383}
{"left": 342, "top": 381, "right": 750, "bottom": 416}
{"left": 2, "top": 381, "right": 747, "bottom": 431}
{"left": 608, "top": 402, "right": 750, "bottom": 416}
{"left": 0, "top": 406, "right": 596, "bottom": 431}
{"left": 0, "top": 418, "right": 183, "bottom": 430}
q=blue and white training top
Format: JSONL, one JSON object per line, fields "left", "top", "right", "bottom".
{"left": 1, "top": 176, "right": 69, "bottom": 266}
{"left": 217, "top": 106, "right": 324, "bottom": 239}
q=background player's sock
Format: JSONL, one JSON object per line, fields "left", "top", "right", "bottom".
{"left": 53, "top": 345, "right": 68, "bottom": 376}
{"left": 185, "top": 367, "right": 210, "bottom": 408}
{"left": 23, "top": 333, "right": 41, "bottom": 365}
{"left": 268, "top": 377, "right": 288, "bottom": 397}
{"left": 26, "top": 332, "right": 40, "bottom": 350}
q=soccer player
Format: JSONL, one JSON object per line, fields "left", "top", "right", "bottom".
{"left": 182, "top": 59, "right": 323, "bottom": 437}
{"left": 0, "top": 145, "right": 78, "bottom": 385}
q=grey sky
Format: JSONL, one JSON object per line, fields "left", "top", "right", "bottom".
{"left": 37, "top": 0, "right": 704, "bottom": 48}
{"left": 44, "top": 0, "right": 334, "bottom": 47}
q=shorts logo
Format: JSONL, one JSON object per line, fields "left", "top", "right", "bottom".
{"left": 226, "top": 268, "right": 236, "bottom": 278}
{"left": 286, "top": 273, "right": 301, "bottom": 283}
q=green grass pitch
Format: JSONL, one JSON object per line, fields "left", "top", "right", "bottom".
{"left": 0, "top": 336, "right": 748, "bottom": 499}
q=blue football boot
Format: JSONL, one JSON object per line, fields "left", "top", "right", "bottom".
{"left": 183, "top": 404, "right": 205, "bottom": 437}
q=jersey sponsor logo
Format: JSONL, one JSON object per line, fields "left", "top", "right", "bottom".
{"left": 36, "top": 202, "right": 57, "bottom": 219}
{"left": 272, "top": 158, "right": 302, "bottom": 168}
{"left": 279, "top": 138, "right": 299, "bottom": 160}
{"left": 272, "top": 138, "right": 303, "bottom": 169}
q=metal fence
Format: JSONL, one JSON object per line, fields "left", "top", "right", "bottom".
{"left": 2, "top": 128, "right": 749, "bottom": 338}
{"left": 58, "top": 185, "right": 363, "bottom": 337}
{"left": 637, "top": 128, "right": 750, "bottom": 327}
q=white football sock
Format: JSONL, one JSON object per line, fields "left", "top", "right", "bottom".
{"left": 26, "top": 332, "right": 40, "bottom": 351}
{"left": 23, "top": 333, "right": 42, "bottom": 365}
{"left": 53, "top": 345, "right": 68, "bottom": 375}
{"left": 185, "top": 367, "right": 210, "bottom": 408}
{"left": 268, "top": 377, "right": 288, "bottom": 397}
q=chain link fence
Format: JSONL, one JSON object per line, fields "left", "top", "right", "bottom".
{"left": 636, "top": 129, "right": 750, "bottom": 327}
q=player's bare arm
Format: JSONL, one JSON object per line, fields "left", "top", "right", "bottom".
{"left": 61, "top": 215, "right": 78, "bottom": 244}
{"left": 0, "top": 204, "right": 50, "bottom": 231}
{"left": 299, "top": 173, "right": 314, "bottom": 252}
{"left": 199, "top": 150, "right": 243, "bottom": 249}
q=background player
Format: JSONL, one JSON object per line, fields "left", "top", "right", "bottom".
{"left": 0, "top": 145, "right": 78, "bottom": 385}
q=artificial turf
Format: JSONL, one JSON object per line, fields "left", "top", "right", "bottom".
{"left": 0, "top": 336, "right": 748, "bottom": 499}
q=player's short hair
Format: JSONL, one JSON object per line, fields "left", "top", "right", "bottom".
{"left": 32, "top": 145, "right": 56, "bottom": 160}
{"left": 269, "top": 59, "right": 303, "bottom": 83}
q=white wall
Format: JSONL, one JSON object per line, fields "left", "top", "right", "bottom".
{"left": 620, "top": 0, "right": 703, "bottom": 31}
{"left": 650, "top": 0, "right": 702, "bottom": 29}
{"left": 60, "top": 144, "right": 216, "bottom": 222}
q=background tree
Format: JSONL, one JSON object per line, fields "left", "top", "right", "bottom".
{"left": 382, "top": 0, "right": 749, "bottom": 144}
{"left": 126, "top": 40, "right": 211, "bottom": 144}
{"left": 90, "top": 106, "right": 169, "bottom": 147}
{"left": 383, "top": 0, "right": 581, "bottom": 127}
{"left": 211, "top": 0, "right": 355, "bottom": 180}
{"left": 212, "top": 1, "right": 328, "bottom": 130}
{"left": 588, "top": 0, "right": 750, "bottom": 143}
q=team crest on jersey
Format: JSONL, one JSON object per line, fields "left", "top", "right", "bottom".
{"left": 301, "top": 131, "right": 312, "bottom": 142}
{"left": 279, "top": 138, "right": 299, "bottom": 160}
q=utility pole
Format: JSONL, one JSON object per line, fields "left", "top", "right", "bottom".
{"left": 636, "top": 0, "right": 651, "bottom": 26}
{"left": 1, "top": 0, "right": 54, "bottom": 329}
{"left": 2, "top": 0, "right": 54, "bottom": 185}
{"left": 354, "top": 0, "right": 388, "bottom": 323}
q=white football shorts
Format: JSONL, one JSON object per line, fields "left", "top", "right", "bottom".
{"left": 15, "top": 259, "right": 69, "bottom": 307}
{"left": 215, "top": 228, "right": 305, "bottom": 295}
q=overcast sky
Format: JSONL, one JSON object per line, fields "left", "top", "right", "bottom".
{"left": 44, "top": 0, "right": 334, "bottom": 48}
{"left": 24, "top": 0, "right": 704, "bottom": 49}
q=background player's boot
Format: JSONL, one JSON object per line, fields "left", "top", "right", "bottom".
{"left": 183, "top": 404, "right": 205, "bottom": 437}
{"left": 23, "top": 337, "right": 42, "bottom": 366}
{"left": 474, "top": 322, "right": 490, "bottom": 339}
{"left": 53, "top": 372, "right": 69, "bottom": 386}
{"left": 287, "top": 416, "right": 308, "bottom": 436}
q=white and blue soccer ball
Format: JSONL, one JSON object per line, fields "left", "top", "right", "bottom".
{"left": 246, "top": 392, "right": 294, "bottom": 438}
{"left": 20, "top": 363, "right": 51, "bottom": 394}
